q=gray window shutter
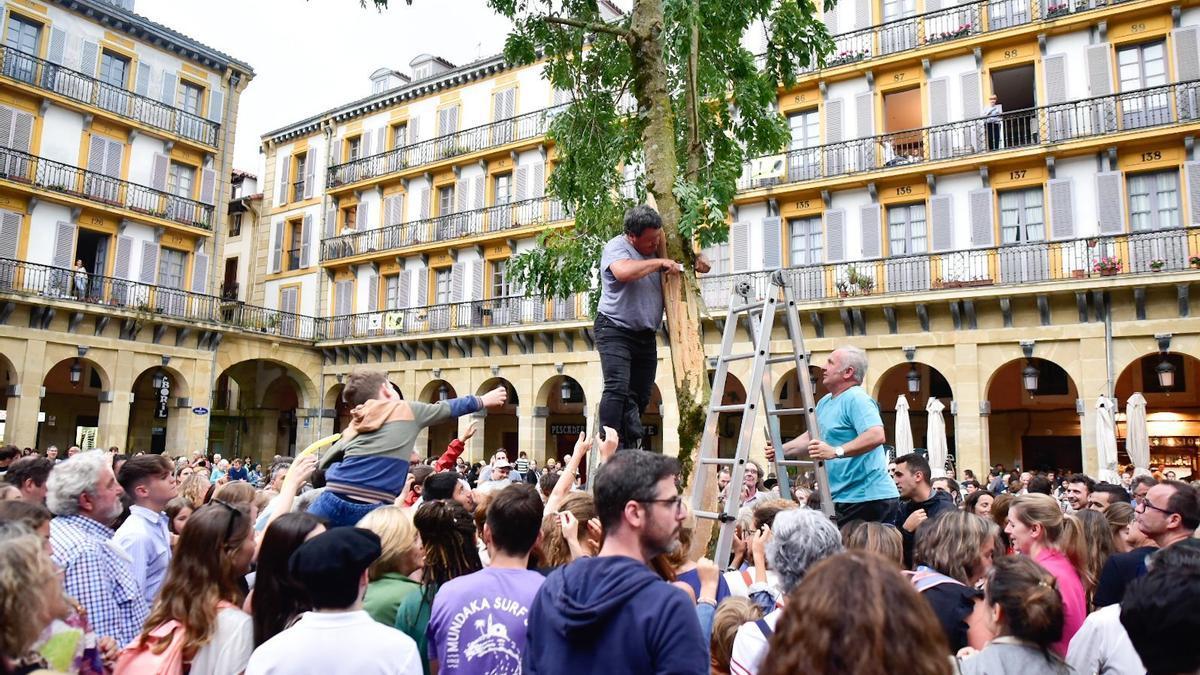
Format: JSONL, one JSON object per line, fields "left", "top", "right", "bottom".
{"left": 532, "top": 162, "right": 545, "bottom": 199}
{"left": 53, "top": 222, "right": 75, "bottom": 268}
{"left": 160, "top": 71, "right": 177, "bottom": 106}
{"left": 368, "top": 274, "right": 379, "bottom": 311}
{"left": 451, "top": 261, "right": 465, "bottom": 302}
{"left": 324, "top": 204, "right": 337, "bottom": 239}
{"left": 960, "top": 71, "right": 981, "bottom": 119}
{"left": 87, "top": 135, "right": 106, "bottom": 174}
{"left": 855, "top": 92, "right": 874, "bottom": 138}
{"left": 300, "top": 213, "right": 313, "bottom": 267}
{"left": 146, "top": 153, "right": 167, "bottom": 191}
{"left": 929, "top": 194, "right": 954, "bottom": 252}
{"left": 1187, "top": 161, "right": 1200, "bottom": 228}
{"left": 419, "top": 188, "right": 431, "bottom": 218}
{"left": 281, "top": 287, "right": 297, "bottom": 314}
{"left": 1095, "top": 172, "right": 1125, "bottom": 235}
{"left": 416, "top": 268, "right": 428, "bottom": 306}
{"left": 928, "top": 78, "right": 949, "bottom": 125}
{"left": 1043, "top": 54, "right": 1067, "bottom": 105}
{"left": 826, "top": 209, "right": 846, "bottom": 262}
{"left": 514, "top": 165, "right": 529, "bottom": 201}
{"left": 471, "top": 258, "right": 484, "bottom": 300}
{"left": 135, "top": 63, "right": 151, "bottom": 96}
{"left": 383, "top": 195, "right": 399, "bottom": 226}
{"left": 138, "top": 240, "right": 158, "bottom": 284}
{"left": 356, "top": 200, "right": 369, "bottom": 229}
{"left": 926, "top": 0, "right": 943, "bottom": 12}
{"left": 191, "top": 247, "right": 208, "bottom": 294}
{"left": 270, "top": 221, "right": 284, "bottom": 273}
{"left": 48, "top": 28, "right": 66, "bottom": 65}
{"left": 1047, "top": 178, "right": 1076, "bottom": 240}
{"left": 0, "top": 210, "right": 21, "bottom": 259}
{"left": 334, "top": 280, "right": 350, "bottom": 315}
{"left": 114, "top": 235, "right": 133, "bottom": 279}
{"left": 448, "top": 106, "right": 460, "bottom": 134}
{"left": 825, "top": 98, "right": 844, "bottom": 143}
{"left": 409, "top": 116, "right": 420, "bottom": 142}
{"left": 438, "top": 108, "right": 449, "bottom": 135}
{"left": 397, "top": 269, "right": 412, "bottom": 308}
{"left": 761, "top": 217, "right": 782, "bottom": 269}
{"left": 456, "top": 179, "right": 469, "bottom": 212}
{"left": 303, "top": 151, "right": 315, "bottom": 200}
{"left": 105, "top": 136, "right": 122, "bottom": 178}
{"left": 0, "top": 107, "right": 13, "bottom": 149}
{"left": 854, "top": 0, "right": 871, "bottom": 29}
{"left": 199, "top": 168, "right": 216, "bottom": 204}
{"left": 1086, "top": 44, "right": 1112, "bottom": 97}
{"left": 730, "top": 221, "right": 750, "bottom": 271}
{"left": 473, "top": 175, "right": 485, "bottom": 210}
{"left": 968, "top": 188, "right": 994, "bottom": 247}
{"left": 80, "top": 41, "right": 98, "bottom": 77}
{"left": 859, "top": 204, "right": 882, "bottom": 258}
{"left": 1174, "top": 27, "right": 1200, "bottom": 82}
{"left": 361, "top": 130, "right": 373, "bottom": 158}
{"left": 376, "top": 127, "right": 387, "bottom": 155}
{"left": 11, "top": 112, "right": 32, "bottom": 153}
{"left": 823, "top": 7, "right": 838, "bottom": 34}
{"left": 206, "top": 89, "right": 224, "bottom": 124}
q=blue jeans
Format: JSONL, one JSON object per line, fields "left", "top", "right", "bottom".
{"left": 307, "top": 490, "right": 385, "bottom": 528}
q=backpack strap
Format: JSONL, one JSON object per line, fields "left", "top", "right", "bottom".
{"left": 905, "top": 566, "right": 966, "bottom": 593}
{"left": 755, "top": 618, "right": 773, "bottom": 638}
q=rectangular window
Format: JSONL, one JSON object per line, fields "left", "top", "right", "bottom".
{"left": 342, "top": 205, "right": 357, "bottom": 232}
{"left": 4, "top": 14, "right": 41, "bottom": 82}
{"left": 98, "top": 51, "right": 130, "bottom": 88}
{"left": 491, "top": 259, "right": 510, "bottom": 297}
{"left": 434, "top": 267, "right": 452, "bottom": 304}
{"left": 230, "top": 212, "right": 243, "bottom": 237}
{"left": 1128, "top": 170, "right": 1180, "bottom": 231}
{"left": 788, "top": 109, "right": 820, "bottom": 151}
{"left": 177, "top": 81, "right": 203, "bottom": 116}
{"left": 887, "top": 203, "right": 927, "bottom": 256}
{"left": 348, "top": 136, "right": 362, "bottom": 162}
{"left": 392, "top": 123, "right": 408, "bottom": 149}
{"left": 998, "top": 187, "right": 1046, "bottom": 244}
{"left": 494, "top": 174, "right": 512, "bottom": 205}
{"left": 1118, "top": 41, "right": 1167, "bottom": 91}
{"left": 157, "top": 248, "right": 186, "bottom": 289}
{"left": 286, "top": 219, "right": 303, "bottom": 270}
{"left": 705, "top": 241, "right": 731, "bottom": 275}
{"left": 168, "top": 162, "right": 195, "bottom": 199}
{"left": 292, "top": 153, "right": 307, "bottom": 202}
{"left": 438, "top": 185, "right": 455, "bottom": 215}
{"left": 788, "top": 216, "right": 823, "bottom": 265}
{"left": 385, "top": 274, "right": 400, "bottom": 308}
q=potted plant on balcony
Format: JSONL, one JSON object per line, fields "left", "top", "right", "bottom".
{"left": 1046, "top": 1, "right": 1071, "bottom": 18}
{"left": 1149, "top": 259, "right": 1166, "bottom": 272}
{"left": 827, "top": 49, "right": 869, "bottom": 67}
{"left": 1190, "top": 255, "right": 1200, "bottom": 269}
{"left": 1094, "top": 256, "right": 1122, "bottom": 276}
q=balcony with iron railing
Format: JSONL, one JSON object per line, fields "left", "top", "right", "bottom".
{"left": 320, "top": 196, "right": 571, "bottom": 262}
{"left": 0, "top": 257, "right": 320, "bottom": 340}
{"left": 698, "top": 226, "right": 1200, "bottom": 308}
{"left": 762, "top": 0, "right": 1145, "bottom": 77}
{"left": 319, "top": 292, "right": 588, "bottom": 341}
{"left": 0, "top": 146, "right": 215, "bottom": 230}
{"left": 326, "top": 104, "right": 568, "bottom": 190}
{"left": 0, "top": 45, "right": 219, "bottom": 148}
{"left": 740, "top": 80, "right": 1200, "bottom": 193}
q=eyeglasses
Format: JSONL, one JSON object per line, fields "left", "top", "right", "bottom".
{"left": 1136, "top": 498, "right": 1176, "bottom": 517}
{"left": 638, "top": 495, "right": 684, "bottom": 512}
{"left": 210, "top": 499, "right": 244, "bottom": 544}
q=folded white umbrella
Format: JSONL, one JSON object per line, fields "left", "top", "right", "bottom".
{"left": 926, "top": 398, "right": 948, "bottom": 479}
{"left": 1095, "top": 396, "right": 1120, "bottom": 484}
{"left": 1126, "top": 392, "right": 1151, "bottom": 477}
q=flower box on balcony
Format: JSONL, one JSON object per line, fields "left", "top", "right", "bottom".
{"left": 928, "top": 24, "right": 973, "bottom": 43}
{"left": 827, "top": 50, "right": 869, "bottom": 67}
{"left": 940, "top": 278, "right": 994, "bottom": 289}
{"left": 1045, "top": 4, "right": 1071, "bottom": 18}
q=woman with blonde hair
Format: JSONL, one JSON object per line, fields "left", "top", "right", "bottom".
{"left": 178, "top": 474, "right": 211, "bottom": 509}
{"left": 709, "top": 597, "right": 760, "bottom": 675}
{"left": 911, "top": 511, "right": 999, "bottom": 653}
{"left": 1006, "top": 493, "right": 1087, "bottom": 654}
{"left": 358, "top": 506, "right": 425, "bottom": 626}
{"left": 0, "top": 532, "right": 72, "bottom": 672}
{"left": 127, "top": 500, "right": 257, "bottom": 674}
{"left": 841, "top": 520, "right": 904, "bottom": 568}
{"left": 538, "top": 491, "right": 599, "bottom": 568}
{"left": 1102, "top": 501, "right": 1154, "bottom": 553}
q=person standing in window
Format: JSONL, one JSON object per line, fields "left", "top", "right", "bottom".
{"left": 73, "top": 260, "right": 88, "bottom": 300}
{"left": 985, "top": 95, "right": 1004, "bottom": 151}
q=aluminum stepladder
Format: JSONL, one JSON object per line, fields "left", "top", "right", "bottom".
{"left": 689, "top": 270, "right": 835, "bottom": 567}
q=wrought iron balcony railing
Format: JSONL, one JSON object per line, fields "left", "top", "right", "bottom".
{"left": 0, "top": 45, "right": 219, "bottom": 147}
{"left": 699, "top": 226, "right": 1200, "bottom": 307}
{"left": 0, "top": 257, "right": 320, "bottom": 340}
{"left": 762, "top": 0, "right": 1139, "bottom": 75}
{"left": 0, "top": 146, "right": 215, "bottom": 230}
{"left": 327, "top": 104, "right": 568, "bottom": 189}
{"left": 320, "top": 196, "right": 571, "bottom": 262}
{"left": 740, "top": 80, "right": 1200, "bottom": 191}
{"left": 319, "top": 292, "right": 587, "bottom": 341}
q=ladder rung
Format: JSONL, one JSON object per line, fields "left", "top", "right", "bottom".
{"left": 692, "top": 510, "right": 736, "bottom": 522}
{"left": 776, "top": 459, "right": 816, "bottom": 467}
{"left": 711, "top": 404, "right": 747, "bottom": 414}
{"left": 698, "top": 457, "right": 737, "bottom": 466}
{"left": 765, "top": 355, "right": 797, "bottom": 364}
{"left": 729, "top": 302, "right": 761, "bottom": 314}
{"left": 721, "top": 352, "right": 760, "bottom": 363}
{"left": 768, "top": 407, "right": 811, "bottom": 416}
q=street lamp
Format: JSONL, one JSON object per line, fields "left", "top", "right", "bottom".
{"left": 437, "top": 383, "right": 449, "bottom": 401}
{"left": 907, "top": 365, "right": 921, "bottom": 393}
{"left": 68, "top": 359, "right": 82, "bottom": 387}
{"left": 1020, "top": 340, "right": 1039, "bottom": 394}
{"left": 560, "top": 378, "right": 573, "bottom": 402}
{"left": 1156, "top": 358, "right": 1176, "bottom": 389}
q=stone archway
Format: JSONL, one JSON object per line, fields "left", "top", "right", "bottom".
{"left": 0, "top": 351, "right": 17, "bottom": 443}
{"left": 538, "top": 374, "right": 587, "bottom": 463}
{"left": 986, "top": 357, "right": 1081, "bottom": 473}
{"left": 209, "top": 359, "right": 317, "bottom": 462}
{"left": 476, "top": 377, "right": 519, "bottom": 460}
{"left": 874, "top": 362, "right": 954, "bottom": 465}
{"left": 420, "top": 379, "right": 458, "bottom": 459}
{"left": 127, "top": 365, "right": 191, "bottom": 455}
{"left": 773, "top": 366, "right": 827, "bottom": 442}
{"left": 39, "top": 357, "right": 109, "bottom": 451}
{"left": 1114, "top": 351, "right": 1200, "bottom": 479}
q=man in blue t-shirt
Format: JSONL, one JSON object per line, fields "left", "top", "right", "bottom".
{"left": 767, "top": 346, "right": 899, "bottom": 526}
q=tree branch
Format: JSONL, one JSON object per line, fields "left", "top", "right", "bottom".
{"left": 544, "top": 15, "right": 632, "bottom": 39}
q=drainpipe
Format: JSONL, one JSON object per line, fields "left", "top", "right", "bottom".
{"left": 1104, "top": 291, "right": 1114, "bottom": 400}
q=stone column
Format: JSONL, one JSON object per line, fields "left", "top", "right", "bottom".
{"left": 1077, "top": 336, "right": 1109, "bottom": 476}
{"left": 462, "top": 413, "right": 485, "bottom": 462}
{"left": 97, "top": 390, "right": 132, "bottom": 451}
{"left": 8, "top": 339, "right": 47, "bottom": 449}
{"left": 953, "top": 342, "right": 986, "bottom": 476}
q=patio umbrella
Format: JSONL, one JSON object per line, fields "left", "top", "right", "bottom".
{"left": 926, "top": 398, "right": 948, "bottom": 479}
{"left": 1095, "top": 396, "right": 1120, "bottom": 484}
{"left": 894, "top": 395, "right": 914, "bottom": 458}
{"left": 1125, "top": 393, "right": 1151, "bottom": 477}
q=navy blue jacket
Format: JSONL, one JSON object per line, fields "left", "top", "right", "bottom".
{"left": 523, "top": 555, "right": 708, "bottom": 675}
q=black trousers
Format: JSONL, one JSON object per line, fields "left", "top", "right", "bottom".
{"left": 595, "top": 313, "right": 657, "bottom": 450}
{"left": 834, "top": 497, "right": 900, "bottom": 528}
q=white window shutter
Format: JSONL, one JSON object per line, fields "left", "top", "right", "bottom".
{"left": 1174, "top": 27, "right": 1200, "bottom": 82}
{"left": 270, "top": 221, "right": 284, "bottom": 273}
{"left": 960, "top": 72, "right": 982, "bottom": 119}
{"left": 199, "top": 167, "right": 216, "bottom": 204}
{"left": 824, "top": 98, "right": 844, "bottom": 143}
{"left": 854, "top": 0, "right": 871, "bottom": 29}
{"left": 928, "top": 77, "right": 949, "bottom": 125}
{"left": 514, "top": 165, "right": 529, "bottom": 201}
{"left": 825, "top": 209, "right": 846, "bottom": 262}
{"left": 855, "top": 92, "right": 874, "bottom": 138}
{"left": 114, "top": 236, "right": 133, "bottom": 279}
{"left": 1047, "top": 178, "right": 1076, "bottom": 240}
{"left": 409, "top": 116, "right": 421, "bottom": 142}
{"left": 303, "top": 150, "right": 316, "bottom": 200}
{"left": 48, "top": 28, "right": 66, "bottom": 65}
{"left": 397, "top": 269, "right": 411, "bottom": 308}
{"left": 53, "top": 222, "right": 75, "bottom": 268}
{"left": 929, "top": 194, "right": 954, "bottom": 252}
{"left": 191, "top": 247, "right": 208, "bottom": 294}
{"left": 160, "top": 71, "right": 177, "bottom": 106}
{"left": 368, "top": 274, "right": 379, "bottom": 311}
{"left": 473, "top": 176, "right": 485, "bottom": 210}
{"left": 1186, "top": 161, "right": 1200, "bottom": 228}
{"left": 10, "top": 111, "right": 32, "bottom": 153}
{"left": 416, "top": 268, "right": 428, "bottom": 306}
{"left": 300, "top": 213, "right": 314, "bottom": 267}
{"left": 456, "top": 179, "right": 469, "bottom": 212}
{"left": 1096, "top": 172, "right": 1126, "bottom": 235}
{"left": 324, "top": 204, "right": 337, "bottom": 239}
{"left": 80, "top": 41, "right": 98, "bottom": 77}
{"left": 357, "top": 200, "right": 369, "bottom": 229}
{"left": 450, "top": 262, "right": 465, "bottom": 302}
{"left": 376, "top": 126, "right": 387, "bottom": 156}
{"left": 1086, "top": 44, "right": 1112, "bottom": 97}
{"left": 761, "top": 217, "right": 782, "bottom": 269}
{"left": 139, "top": 240, "right": 159, "bottom": 284}
{"left": 87, "top": 135, "right": 106, "bottom": 174}
{"left": 1043, "top": 54, "right": 1067, "bottom": 105}
{"left": 859, "top": 204, "right": 882, "bottom": 258}
{"left": 276, "top": 157, "right": 289, "bottom": 204}
{"left": 731, "top": 221, "right": 750, "bottom": 271}
{"left": 0, "top": 210, "right": 21, "bottom": 259}
{"left": 419, "top": 189, "right": 431, "bottom": 218}
{"left": 471, "top": 258, "right": 484, "bottom": 300}
{"left": 532, "top": 162, "right": 545, "bottom": 199}
{"left": 968, "top": 189, "right": 994, "bottom": 247}
{"left": 207, "top": 89, "right": 224, "bottom": 124}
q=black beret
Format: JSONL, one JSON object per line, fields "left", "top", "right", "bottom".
{"left": 289, "top": 527, "right": 382, "bottom": 589}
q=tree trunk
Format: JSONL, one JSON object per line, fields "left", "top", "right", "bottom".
{"left": 629, "top": 0, "right": 717, "bottom": 558}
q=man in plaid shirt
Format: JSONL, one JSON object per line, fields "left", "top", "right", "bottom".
{"left": 47, "top": 451, "right": 150, "bottom": 646}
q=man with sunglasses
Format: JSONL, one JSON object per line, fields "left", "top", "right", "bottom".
{"left": 1094, "top": 479, "right": 1199, "bottom": 607}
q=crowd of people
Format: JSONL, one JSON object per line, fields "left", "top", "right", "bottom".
{"left": 1, "top": 362, "right": 1199, "bottom": 674}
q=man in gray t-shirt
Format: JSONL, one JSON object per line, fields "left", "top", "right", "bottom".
{"left": 595, "top": 205, "right": 706, "bottom": 449}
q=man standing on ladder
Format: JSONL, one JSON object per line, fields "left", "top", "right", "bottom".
{"left": 596, "top": 205, "right": 708, "bottom": 450}
{"left": 767, "top": 346, "right": 899, "bottom": 526}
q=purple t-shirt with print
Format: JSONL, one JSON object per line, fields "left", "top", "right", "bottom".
{"left": 426, "top": 566, "right": 545, "bottom": 675}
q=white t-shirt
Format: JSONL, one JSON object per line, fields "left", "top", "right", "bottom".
{"left": 246, "top": 609, "right": 421, "bottom": 675}
{"left": 1066, "top": 604, "right": 1146, "bottom": 675}
{"left": 190, "top": 607, "right": 254, "bottom": 675}
{"left": 729, "top": 608, "right": 781, "bottom": 675}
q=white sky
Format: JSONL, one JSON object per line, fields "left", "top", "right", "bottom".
{"left": 136, "top": 0, "right": 517, "bottom": 177}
